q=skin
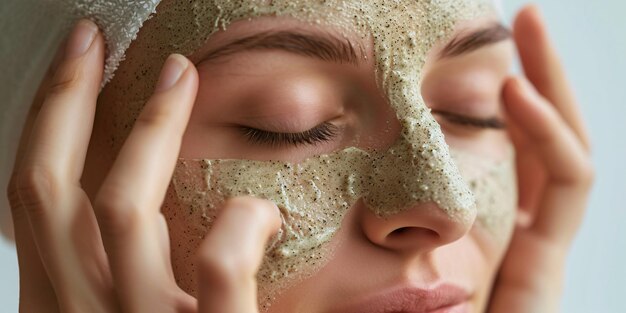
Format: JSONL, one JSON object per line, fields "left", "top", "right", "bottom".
{"left": 6, "top": 4, "right": 593, "bottom": 313}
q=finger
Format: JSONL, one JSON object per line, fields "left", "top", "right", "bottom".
{"left": 506, "top": 117, "right": 547, "bottom": 227}
{"left": 6, "top": 35, "right": 67, "bottom": 312}
{"left": 94, "top": 54, "right": 199, "bottom": 312}
{"left": 8, "top": 175, "right": 60, "bottom": 312}
{"left": 504, "top": 77, "right": 593, "bottom": 245}
{"left": 14, "top": 20, "right": 115, "bottom": 309}
{"left": 198, "top": 197, "right": 282, "bottom": 313}
{"left": 513, "top": 5, "right": 591, "bottom": 150}
{"left": 26, "top": 38, "right": 68, "bottom": 127}
{"left": 20, "top": 19, "right": 103, "bottom": 185}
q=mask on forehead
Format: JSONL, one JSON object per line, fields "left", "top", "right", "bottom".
{"left": 66, "top": 0, "right": 517, "bottom": 309}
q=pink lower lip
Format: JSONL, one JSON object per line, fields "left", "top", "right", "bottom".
{"left": 330, "top": 284, "right": 471, "bottom": 313}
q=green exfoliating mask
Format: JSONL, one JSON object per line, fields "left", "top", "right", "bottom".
{"left": 96, "top": 0, "right": 517, "bottom": 310}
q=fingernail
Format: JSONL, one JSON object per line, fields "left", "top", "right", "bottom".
{"left": 155, "top": 54, "right": 189, "bottom": 92}
{"left": 66, "top": 19, "right": 98, "bottom": 59}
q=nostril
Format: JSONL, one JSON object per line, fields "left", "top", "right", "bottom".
{"left": 392, "top": 227, "right": 410, "bottom": 235}
{"left": 390, "top": 227, "right": 439, "bottom": 239}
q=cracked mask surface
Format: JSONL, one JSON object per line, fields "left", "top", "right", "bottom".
{"left": 94, "top": 0, "right": 516, "bottom": 310}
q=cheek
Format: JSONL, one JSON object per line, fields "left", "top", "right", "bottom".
{"left": 452, "top": 144, "right": 518, "bottom": 247}
{"left": 161, "top": 186, "right": 204, "bottom": 293}
{"left": 162, "top": 157, "right": 356, "bottom": 310}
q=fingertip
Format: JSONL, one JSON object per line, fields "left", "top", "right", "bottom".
{"left": 253, "top": 197, "right": 282, "bottom": 228}
{"left": 508, "top": 76, "right": 538, "bottom": 96}
{"left": 65, "top": 19, "right": 98, "bottom": 58}
{"left": 197, "top": 196, "right": 283, "bottom": 298}
{"left": 227, "top": 196, "right": 282, "bottom": 232}
{"left": 155, "top": 54, "right": 191, "bottom": 93}
{"left": 502, "top": 76, "right": 526, "bottom": 109}
{"left": 513, "top": 4, "right": 548, "bottom": 44}
{"left": 170, "top": 54, "right": 199, "bottom": 78}
{"left": 503, "top": 76, "right": 542, "bottom": 122}
{"left": 154, "top": 54, "right": 199, "bottom": 95}
{"left": 514, "top": 3, "right": 542, "bottom": 30}
{"left": 142, "top": 53, "right": 198, "bottom": 130}
{"left": 518, "top": 3, "right": 542, "bottom": 19}
{"left": 171, "top": 54, "right": 200, "bottom": 102}
{"left": 504, "top": 76, "right": 566, "bottom": 146}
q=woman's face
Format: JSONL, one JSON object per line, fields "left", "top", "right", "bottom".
{"left": 84, "top": 0, "right": 516, "bottom": 312}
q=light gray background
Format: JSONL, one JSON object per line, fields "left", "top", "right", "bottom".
{"left": 1, "top": 0, "right": 625, "bottom": 312}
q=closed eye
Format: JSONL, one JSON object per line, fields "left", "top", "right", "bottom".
{"left": 432, "top": 110, "right": 506, "bottom": 130}
{"left": 240, "top": 122, "right": 340, "bottom": 147}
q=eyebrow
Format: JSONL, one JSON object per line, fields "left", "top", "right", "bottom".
{"left": 197, "top": 30, "right": 362, "bottom": 66}
{"left": 439, "top": 23, "right": 512, "bottom": 59}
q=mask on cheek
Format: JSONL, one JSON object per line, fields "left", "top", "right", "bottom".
{"left": 452, "top": 147, "right": 518, "bottom": 241}
{"left": 168, "top": 146, "right": 518, "bottom": 309}
{"left": 59, "top": 0, "right": 514, "bottom": 310}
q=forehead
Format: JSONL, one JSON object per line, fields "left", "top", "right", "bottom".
{"left": 185, "top": 14, "right": 504, "bottom": 67}
{"left": 146, "top": 0, "right": 496, "bottom": 57}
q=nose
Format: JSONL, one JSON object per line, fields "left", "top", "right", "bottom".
{"left": 359, "top": 201, "right": 476, "bottom": 253}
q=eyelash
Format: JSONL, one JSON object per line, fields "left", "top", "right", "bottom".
{"left": 240, "top": 111, "right": 503, "bottom": 147}
{"left": 241, "top": 122, "right": 340, "bottom": 147}
{"left": 433, "top": 110, "right": 506, "bottom": 130}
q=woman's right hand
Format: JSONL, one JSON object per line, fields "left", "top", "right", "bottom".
{"left": 7, "top": 19, "right": 281, "bottom": 313}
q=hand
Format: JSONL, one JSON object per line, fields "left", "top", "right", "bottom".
{"left": 7, "top": 19, "right": 281, "bottom": 313}
{"left": 488, "top": 5, "right": 594, "bottom": 313}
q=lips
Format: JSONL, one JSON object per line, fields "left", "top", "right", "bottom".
{"left": 330, "top": 284, "right": 471, "bottom": 313}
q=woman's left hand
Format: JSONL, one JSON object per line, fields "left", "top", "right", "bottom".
{"left": 488, "top": 5, "right": 594, "bottom": 313}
